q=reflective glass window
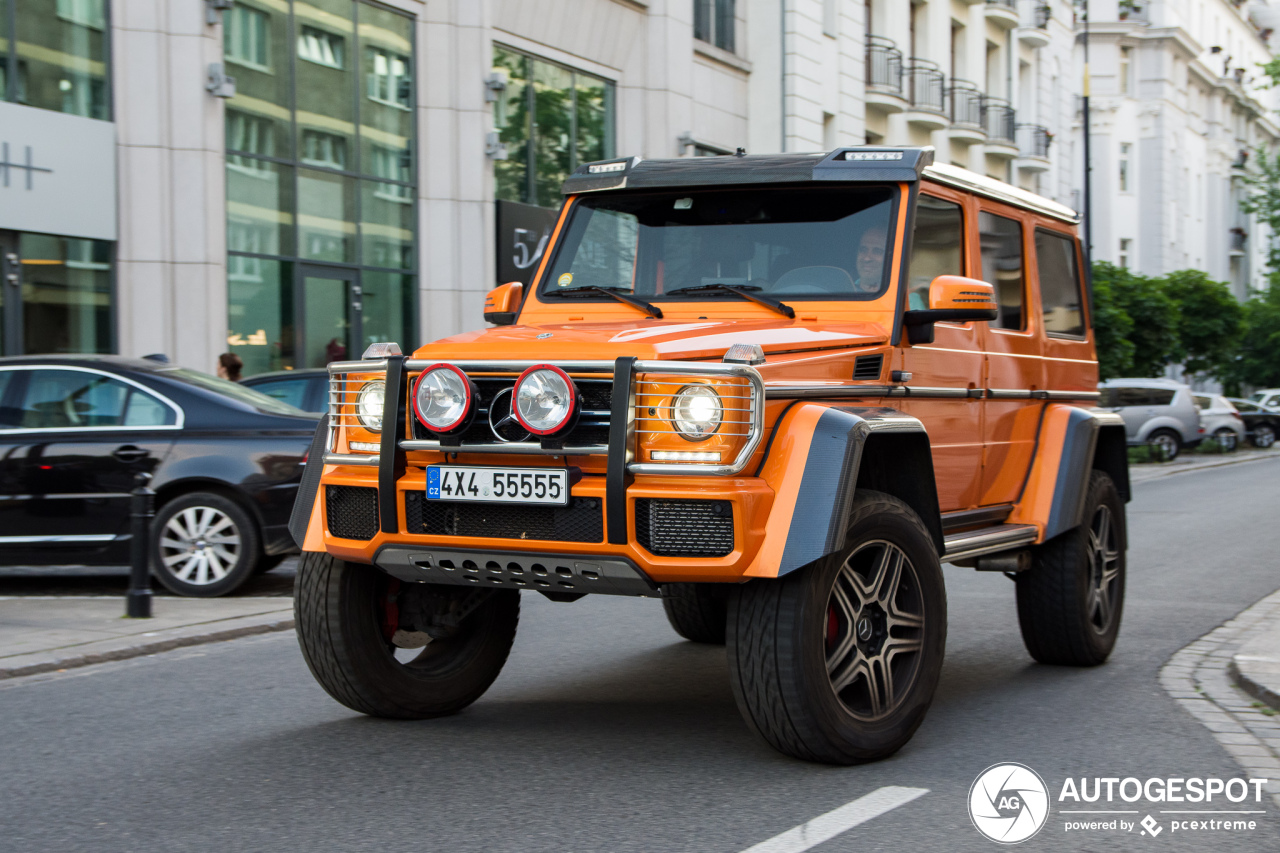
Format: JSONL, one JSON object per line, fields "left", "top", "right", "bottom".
{"left": 227, "top": 160, "right": 294, "bottom": 257}
{"left": 907, "top": 196, "right": 964, "bottom": 311}
{"left": 360, "top": 271, "right": 414, "bottom": 355}
{"left": 224, "top": 3, "right": 291, "bottom": 160}
{"left": 14, "top": 369, "right": 167, "bottom": 429}
{"left": 361, "top": 180, "right": 413, "bottom": 268}
{"left": 17, "top": 233, "right": 112, "bottom": 354}
{"left": 298, "top": 168, "right": 356, "bottom": 262}
{"left": 227, "top": 259, "right": 295, "bottom": 376}
{"left": 1035, "top": 229, "right": 1086, "bottom": 337}
{"left": 245, "top": 376, "right": 311, "bottom": 409}
{"left": 979, "top": 212, "right": 1025, "bottom": 331}
{"left": 12, "top": 0, "right": 109, "bottom": 118}
{"left": 295, "top": 1, "right": 355, "bottom": 168}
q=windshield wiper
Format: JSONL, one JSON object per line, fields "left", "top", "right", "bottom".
{"left": 665, "top": 283, "right": 795, "bottom": 319}
{"left": 547, "top": 285, "right": 663, "bottom": 319}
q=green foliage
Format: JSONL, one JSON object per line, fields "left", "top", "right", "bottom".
{"left": 1226, "top": 284, "right": 1280, "bottom": 390}
{"left": 1241, "top": 148, "right": 1280, "bottom": 274}
{"left": 1090, "top": 262, "right": 1178, "bottom": 378}
{"left": 1162, "top": 270, "right": 1242, "bottom": 378}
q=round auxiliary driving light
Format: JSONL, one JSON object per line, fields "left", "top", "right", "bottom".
{"left": 355, "top": 381, "right": 385, "bottom": 431}
{"left": 513, "top": 365, "right": 578, "bottom": 436}
{"left": 672, "top": 384, "right": 723, "bottom": 441}
{"left": 412, "top": 364, "right": 475, "bottom": 433}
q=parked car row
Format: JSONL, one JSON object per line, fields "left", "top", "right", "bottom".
{"left": 1098, "top": 378, "right": 1279, "bottom": 459}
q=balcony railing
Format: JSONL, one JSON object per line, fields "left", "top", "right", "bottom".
{"left": 982, "top": 97, "right": 1017, "bottom": 144}
{"left": 866, "top": 35, "right": 904, "bottom": 95}
{"left": 905, "top": 58, "right": 946, "bottom": 113}
{"left": 949, "top": 80, "right": 984, "bottom": 128}
{"left": 1016, "top": 124, "right": 1052, "bottom": 158}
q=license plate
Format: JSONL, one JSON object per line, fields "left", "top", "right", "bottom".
{"left": 426, "top": 466, "right": 570, "bottom": 505}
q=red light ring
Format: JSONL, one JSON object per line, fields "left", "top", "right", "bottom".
{"left": 411, "top": 363, "right": 473, "bottom": 433}
{"left": 512, "top": 364, "right": 578, "bottom": 436}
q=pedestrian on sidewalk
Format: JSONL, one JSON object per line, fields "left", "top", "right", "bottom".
{"left": 217, "top": 352, "right": 243, "bottom": 382}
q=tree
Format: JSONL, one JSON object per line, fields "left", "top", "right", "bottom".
{"left": 1163, "top": 270, "right": 1242, "bottom": 379}
{"left": 1226, "top": 285, "right": 1280, "bottom": 391}
{"left": 1090, "top": 265, "right": 1135, "bottom": 379}
{"left": 1240, "top": 147, "right": 1280, "bottom": 274}
{"left": 1090, "top": 262, "right": 1179, "bottom": 377}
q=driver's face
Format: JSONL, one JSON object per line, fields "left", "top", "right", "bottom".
{"left": 857, "top": 230, "right": 886, "bottom": 286}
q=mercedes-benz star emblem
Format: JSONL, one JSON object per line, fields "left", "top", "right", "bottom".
{"left": 488, "top": 387, "right": 531, "bottom": 443}
{"left": 856, "top": 617, "right": 874, "bottom": 641}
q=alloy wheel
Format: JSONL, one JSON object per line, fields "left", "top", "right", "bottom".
{"left": 159, "top": 506, "right": 243, "bottom": 585}
{"left": 1255, "top": 425, "right": 1276, "bottom": 448}
{"left": 824, "top": 540, "right": 925, "bottom": 721}
{"left": 1085, "top": 504, "right": 1121, "bottom": 635}
{"left": 1149, "top": 433, "right": 1178, "bottom": 460}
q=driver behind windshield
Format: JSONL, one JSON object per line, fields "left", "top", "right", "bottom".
{"left": 543, "top": 187, "right": 895, "bottom": 302}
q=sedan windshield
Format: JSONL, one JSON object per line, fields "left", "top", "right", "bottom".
{"left": 540, "top": 187, "right": 896, "bottom": 303}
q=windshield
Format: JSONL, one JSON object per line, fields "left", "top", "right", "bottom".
{"left": 540, "top": 187, "right": 897, "bottom": 303}
{"left": 159, "top": 368, "right": 315, "bottom": 417}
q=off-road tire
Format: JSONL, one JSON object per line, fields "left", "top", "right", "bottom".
{"left": 1016, "top": 471, "right": 1125, "bottom": 666}
{"left": 726, "top": 491, "right": 947, "bottom": 764}
{"left": 1251, "top": 424, "right": 1275, "bottom": 449}
{"left": 151, "top": 492, "right": 260, "bottom": 597}
{"left": 1147, "top": 429, "right": 1181, "bottom": 461}
{"left": 294, "top": 552, "right": 519, "bottom": 718}
{"left": 662, "top": 583, "right": 729, "bottom": 644}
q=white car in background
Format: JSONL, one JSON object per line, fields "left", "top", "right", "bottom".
{"left": 1250, "top": 389, "right": 1280, "bottom": 411}
{"left": 1192, "top": 394, "right": 1246, "bottom": 451}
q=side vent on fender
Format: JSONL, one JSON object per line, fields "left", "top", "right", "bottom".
{"left": 853, "top": 354, "right": 884, "bottom": 381}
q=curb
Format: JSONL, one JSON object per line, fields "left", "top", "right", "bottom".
{"left": 0, "top": 617, "right": 295, "bottom": 680}
{"left": 1131, "top": 451, "right": 1280, "bottom": 483}
{"left": 1229, "top": 658, "right": 1280, "bottom": 712}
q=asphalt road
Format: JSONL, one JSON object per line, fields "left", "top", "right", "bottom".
{"left": 2, "top": 460, "right": 1279, "bottom": 852}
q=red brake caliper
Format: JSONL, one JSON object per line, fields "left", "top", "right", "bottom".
{"left": 382, "top": 578, "right": 401, "bottom": 643}
{"left": 826, "top": 603, "right": 839, "bottom": 650}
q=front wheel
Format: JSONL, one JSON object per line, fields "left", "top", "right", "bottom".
{"left": 726, "top": 491, "right": 947, "bottom": 764}
{"left": 1016, "top": 471, "right": 1126, "bottom": 666}
{"left": 661, "top": 583, "right": 729, "bottom": 644}
{"left": 1147, "top": 429, "right": 1181, "bottom": 461}
{"left": 1252, "top": 424, "right": 1276, "bottom": 449}
{"left": 294, "top": 553, "right": 519, "bottom": 718}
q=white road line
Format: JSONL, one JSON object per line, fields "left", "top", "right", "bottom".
{"left": 739, "top": 785, "right": 929, "bottom": 853}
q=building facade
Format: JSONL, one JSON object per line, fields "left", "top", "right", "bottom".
{"left": 0, "top": 0, "right": 1274, "bottom": 374}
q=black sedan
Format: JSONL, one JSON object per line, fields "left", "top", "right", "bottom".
{"left": 240, "top": 368, "right": 328, "bottom": 413}
{"left": 0, "top": 356, "right": 320, "bottom": 596}
{"left": 1225, "top": 398, "right": 1280, "bottom": 448}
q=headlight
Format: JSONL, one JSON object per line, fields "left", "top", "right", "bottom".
{"left": 412, "top": 364, "right": 474, "bottom": 433}
{"left": 513, "top": 365, "right": 577, "bottom": 435}
{"left": 672, "top": 384, "right": 722, "bottom": 440}
{"left": 355, "top": 381, "right": 385, "bottom": 431}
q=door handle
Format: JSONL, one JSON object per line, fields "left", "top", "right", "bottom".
{"left": 113, "top": 446, "right": 149, "bottom": 462}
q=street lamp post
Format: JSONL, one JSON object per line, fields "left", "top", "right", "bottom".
{"left": 1082, "top": 0, "right": 1094, "bottom": 307}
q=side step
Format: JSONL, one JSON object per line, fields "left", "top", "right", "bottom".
{"left": 943, "top": 523, "right": 1038, "bottom": 563}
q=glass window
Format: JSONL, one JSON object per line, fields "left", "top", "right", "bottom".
{"left": 542, "top": 187, "right": 896, "bottom": 302}
{"left": 298, "top": 168, "right": 356, "bottom": 262}
{"left": 245, "top": 376, "right": 311, "bottom": 409}
{"left": 907, "top": 196, "right": 964, "bottom": 311}
{"left": 14, "top": 369, "right": 159, "bottom": 429}
{"left": 12, "top": 0, "right": 109, "bottom": 119}
{"left": 1119, "top": 142, "right": 1131, "bottom": 192}
{"left": 227, "top": 259, "right": 294, "bottom": 376}
{"left": 227, "top": 159, "right": 294, "bottom": 257}
{"left": 300, "top": 129, "right": 348, "bottom": 169}
{"left": 1100, "top": 386, "right": 1174, "bottom": 408}
{"left": 360, "top": 271, "right": 414, "bottom": 355}
{"left": 160, "top": 368, "right": 309, "bottom": 417}
{"left": 1035, "top": 229, "right": 1085, "bottom": 337}
{"left": 298, "top": 25, "right": 345, "bottom": 69}
{"left": 359, "top": 4, "right": 413, "bottom": 179}
{"left": 979, "top": 212, "right": 1025, "bottom": 331}
{"left": 225, "top": 4, "right": 270, "bottom": 69}
{"left": 361, "top": 180, "right": 413, "bottom": 269}
{"left": 18, "top": 233, "right": 112, "bottom": 354}
{"left": 295, "top": 2, "right": 355, "bottom": 170}
{"left": 492, "top": 45, "right": 616, "bottom": 208}
{"left": 694, "top": 0, "right": 736, "bottom": 53}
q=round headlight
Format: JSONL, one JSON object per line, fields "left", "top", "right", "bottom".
{"left": 355, "top": 381, "right": 385, "bottom": 432}
{"left": 513, "top": 365, "right": 577, "bottom": 435}
{"left": 672, "top": 384, "right": 722, "bottom": 441}
{"left": 412, "top": 364, "right": 474, "bottom": 433}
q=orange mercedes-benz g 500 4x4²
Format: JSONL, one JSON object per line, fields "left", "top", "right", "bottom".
{"left": 290, "top": 147, "right": 1128, "bottom": 765}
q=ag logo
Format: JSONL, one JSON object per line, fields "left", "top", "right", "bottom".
{"left": 968, "top": 763, "right": 1050, "bottom": 844}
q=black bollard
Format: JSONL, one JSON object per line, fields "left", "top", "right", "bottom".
{"left": 125, "top": 471, "right": 155, "bottom": 618}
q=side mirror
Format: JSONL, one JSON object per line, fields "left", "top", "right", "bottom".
{"left": 484, "top": 281, "right": 523, "bottom": 326}
{"left": 902, "top": 275, "right": 998, "bottom": 344}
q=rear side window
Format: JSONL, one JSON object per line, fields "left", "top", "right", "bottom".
{"left": 1193, "top": 395, "right": 1212, "bottom": 410}
{"left": 248, "top": 377, "right": 311, "bottom": 410}
{"left": 906, "top": 196, "right": 964, "bottom": 311}
{"left": 979, "top": 212, "right": 1025, "bottom": 330}
{"left": 15, "top": 369, "right": 177, "bottom": 429}
{"left": 1035, "top": 229, "right": 1086, "bottom": 337}
{"left": 1101, "top": 387, "right": 1176, "bottom": 407}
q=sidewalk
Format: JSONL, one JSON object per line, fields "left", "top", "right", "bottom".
{"left": 1232, "top": 619, "right": 1280, "bottom": 712}
{"left": 1130, "top": 446, "right": 1280, "bottom": 484}
{"left": 0, "top": 593, "right": 295, "bottom": 679}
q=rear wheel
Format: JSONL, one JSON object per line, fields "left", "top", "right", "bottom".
{"left": 294, "top": 553, "right": 519, "bottom": 718}
{"left": 1213, "top": 427, "right": 1239, "bottom": 452}
{"left": 1147, "top": 429, "right": 1181, "bottom": 461}
{"left": 726, "top": 491, "right": 946, "bottom": 764}
{"left": 661, "top": 583, "right": 729, "bottom": 644}
{"left": 151, "top": 492, "right": 259, "bottom": 597}
{"left": 1252, "top": 424, "right": 1276, "bottom": 449}
{"left": 1016, "top": 471, "right": 1125, "bottom": 666}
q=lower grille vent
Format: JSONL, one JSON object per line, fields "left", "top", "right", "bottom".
{"left": 635, "top": 499, "right": 734, "bottom": 557}
{"left": 404, "top": 492, "right": 604, "bottom": 543}
{"left": 326, "top": 486, "right": 379, "bottom": 540}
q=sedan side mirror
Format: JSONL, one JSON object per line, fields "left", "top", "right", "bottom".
{"left": 902, "top": 275, "right": 998, "bottom": 344}
{"left": 484, "top": 281, "right": 524, "bottom": 326}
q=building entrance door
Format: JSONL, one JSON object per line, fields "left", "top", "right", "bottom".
{"left": 0, "top": 229, "right": 114, "bottom": 357}
{"left": 299, "top": 265, "right": 360, "bottom": 367}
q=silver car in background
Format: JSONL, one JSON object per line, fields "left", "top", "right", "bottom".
{"left": 1099, "top": 378, "right": 1202, "bottom": 460}
{"left": 1192, "top": 394, "right": 1246, "bottom": 451}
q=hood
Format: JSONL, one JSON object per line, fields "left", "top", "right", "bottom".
{"left": 414, "top": 318, "right": 889, "bottom": 362}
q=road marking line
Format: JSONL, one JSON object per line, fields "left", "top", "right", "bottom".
{"left": 739, "top": 785, "right": 929, "bottom": 853}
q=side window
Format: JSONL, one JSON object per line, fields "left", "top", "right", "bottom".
{"left": 16, "top": 370, "right": 174, "bottom": 429}
{"left": 906, "top": 195, "right": 964, "bottom": 311}
{"left": 0, "top": 371, "right": 16, "bottom": 427}
{"left": 979, "top": 212, "right": 1025, "bottom": 330}
{"left": 1035, "top": 229, "right": 1086, "bottom": 337}
{"left": 1150, "top": 389, "right": 1176, "bottom": 406}
{"left": 249, "top": 378, "right": 310, "bottom": 410}
{"left": 1193, "top": 395, "right": 1211, "bottom": 410}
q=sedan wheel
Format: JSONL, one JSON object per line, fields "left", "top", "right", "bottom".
{"left": 1213, "top": 428, "right": 1239, "bottom": 452}
{"left": 151, "top": 493, "right": 260, "bottom": 597}
{"left": 1253, "top": 424, "right": 1276, "bottom": 449}
{"left": 1147, "top": 430, "right": 1180, "bottom": 461}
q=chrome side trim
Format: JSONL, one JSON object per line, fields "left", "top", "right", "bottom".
{"left": 986, "top": 388, "right": 1034, "bottom": 399}
{"left": 323, "top": 452, "right": 380, "bottom": 466}
{"left": 0, "top": 533, "right": 119, "bottom": 544}
{"left": 399, "top": 440, "right": 609, "bottom": 456}
{"left": 403, "top": 358, "right": 616, "bottom": 374}
{"left": 942, "top": 523, "right": 1038, "bottom": 562}
{"left": 1048, "top": 390, "right": 1101, "bottom": 401}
